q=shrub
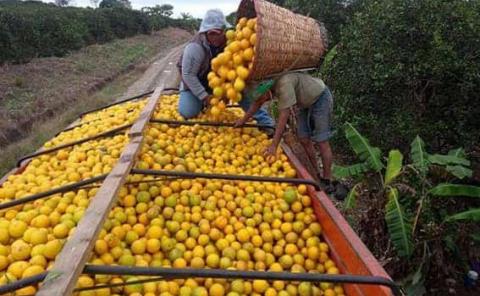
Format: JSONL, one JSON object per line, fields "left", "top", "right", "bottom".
{"left": 0, "top": 1, "right": 151, "bottom": 63}
{"left": 323, "top": 0, "right": 480, "bottom": 153}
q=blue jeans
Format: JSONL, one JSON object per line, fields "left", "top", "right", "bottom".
{"left": 178, "top": 90, "right": 274, "bottom": 126}
{"left": 296, "top": 87, "right": 333, "bottom": 142}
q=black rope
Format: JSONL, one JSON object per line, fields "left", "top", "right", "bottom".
{"left": 16, "top": 124, "right": 132, "bottom": 167}
{"left": 0, "top": 174, "right": 107, "bottom": 211}
{"left": 78, "top": 87, "right": 179, "bottom": 118}
{"left": 79, "top": 90, "right": 154, "bottom": 117}
{"left": 226, "top": 104, "right": 241, "bottom": 108}
{"left": 78, "top": 176, "right": 194, "bottom": 190}
{"left": 131, "top": 169, "right": 321, "bottom": 190}
{"left": 150, "top": 119, "right": 275, "bottom": 131}
{"left": 0, "top": 272, "right": 47, "bottom": 294}
{"left": 81, "top": 265, "right": 403, "bottom": 296}
{"left": 162, "top": 87, "right": 180, "bottom": 92}
{"left": 0, "top": 266, "right": 403, "bottom": 295}
{"left": 73, "top": 276, "right": 165, "bottom": 293}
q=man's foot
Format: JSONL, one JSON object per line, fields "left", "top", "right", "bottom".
{"left": 320, "top": 178, "right": 335, "bottom": 194}
{"left": 320, "top": 179, "right": 349, "bottom": 201}
{"left": 333, "top": 181, "right": 349, "bottom": 201}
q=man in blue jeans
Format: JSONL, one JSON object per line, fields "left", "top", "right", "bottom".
{"left": 177, "top": 9, "right": 273, "bottom": 127}
{"left": 235, "top": 72, "right": 336, "bottom": 190}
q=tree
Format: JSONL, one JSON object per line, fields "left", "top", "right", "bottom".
{"left": 325, "top": 0, "right": 480, "bottom": 152}
{"left": 269, "top": 0, "right": 351, "bottom": 45}
{"left": 142, "top": 4, "right": 175, "bottom": 32}
{"left": 180, "top": 12, "right": 193, "bottom": 20}
{"left": 176, "top": 12, "right": 200, "bottom": 32}
{"left": 157, "top": 4, "right": 173, "bottom": 17}
{"left": 99, "top": 0, "right": 131, "bottom": 9}
{"left": 55, "top": 0, "right": 70, "bottom": 7}
{"left": 90, "top": 0, "right": 100, "bottom": 8}
{"left": 142, "top": 4, "right": 174, "bottom": 17}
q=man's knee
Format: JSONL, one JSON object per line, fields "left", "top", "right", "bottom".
{"left": 178, "top": 92, "right": 202, "bottom": 119}
{"left": 315, "top": 140, "right": 330, "bottom": 149}
{"left": 178, "top": 105, "right": 200, "bottom": 119}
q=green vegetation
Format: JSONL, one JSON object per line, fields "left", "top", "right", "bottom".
{"left": 272, "top": 0, "right": 480, "bottom": 154}
{"left": 336, "top": 124, "right": 479, "bottom": 294}
{"left": 0, "top": 1, "right": 199, "bottom": 64}
{"left": 327, "top": 0, "right": 479, "bottom": 153}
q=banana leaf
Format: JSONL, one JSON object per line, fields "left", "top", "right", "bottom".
{"left": 344, "top": 183, "right": 360, "bottom": 210}
{"left": 445, "top": 165, "right": 473, "bottom": 179}
{"left": 430, "top": 184, "right": 480, "bottom": 197}
{"left": 428, "top": 154, "right": 470, "bottom": 166}
{"left": 385, "top": 187, "right": 413, "bottom": 257}
{"left": 410, "top": 136, "right": 428, "bottom": 176}
{"left": 448, "top": 148, "right": 466, "bottom": 158}
{"left": 446, "top": 208, "right": 480, "bottom": 222}
{"left": 385, "top": 150, "right": 403, "bottom": 185}
{"left": 345, "top": 123, "right": 383, "bottom": 172}
{"left": 333, "top": 163, "right": 369, "bottom": 179}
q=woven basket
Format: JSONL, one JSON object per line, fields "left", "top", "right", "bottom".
{"left": 237, "top": 0, "right": 328, "bottom": 81}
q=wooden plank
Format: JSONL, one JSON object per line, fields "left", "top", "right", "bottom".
{"left": 129, "top": 84, "right": 164, "bottom": 137}
{"left": 36, "top": 87, "right": 163, "bottom": 296}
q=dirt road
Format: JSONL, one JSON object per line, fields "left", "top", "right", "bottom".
{"left": 123, "top": 45, "right": 184, "bottom": 98}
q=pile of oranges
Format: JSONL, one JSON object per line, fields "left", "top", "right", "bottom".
{"left": 206, "top": 17, "right": 257, "bottom": 119}
{"left": 0, "top": 99, "right": 146, "bottom": 295}
{"left": 78, "top": 94, "right": 345, "bottom": 296}
{"left": 0, "top": 91, "right": 345, "bottom": 296}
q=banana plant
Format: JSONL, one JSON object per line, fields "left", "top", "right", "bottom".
{"left": 334, "top": 123, "right": 412, "bottom": 257}
{"left": 334, "top": 123, "right": 474, "bottom": 259}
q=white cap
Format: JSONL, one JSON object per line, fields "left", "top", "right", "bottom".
{"left": 468, "top": 270, "right": 478, "bottom": 280}
{"left": 199, "top": 9, "right": 231, "bottom": 33}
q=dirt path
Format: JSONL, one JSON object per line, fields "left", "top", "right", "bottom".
{"left": 122, "top": 44, "right": 184, "bottom": 98}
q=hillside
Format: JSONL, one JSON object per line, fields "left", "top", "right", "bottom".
{"left": 0, "top": 27, "right": 192, "bottom": 175}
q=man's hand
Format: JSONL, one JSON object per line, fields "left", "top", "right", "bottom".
{"left": 263, "top": 144, "right": 277, "bottom": 159}
{"left": 203, "top": 95, "right": 213, "bottom": 108}
{"left": 234, "top": 116, "right": 248, "bottom": 127}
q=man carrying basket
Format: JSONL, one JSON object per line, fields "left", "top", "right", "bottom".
{"left": 235, "top": 72, "right": 336, "bottom": 192}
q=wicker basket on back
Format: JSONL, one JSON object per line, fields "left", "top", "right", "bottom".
{"left": 237, "top": 0, "right": 328, "bottom": 81}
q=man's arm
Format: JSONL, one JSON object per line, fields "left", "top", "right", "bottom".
{"left": 235, "top": 93, "right": 271, "bottom": 126}
{"left": 264, "top": 108, "right": 289, "bottom": 157}
{"left": 182, "top": 44, "right": 209, "bottom": 101}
